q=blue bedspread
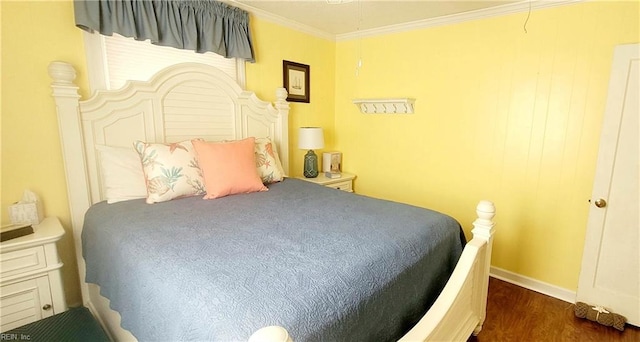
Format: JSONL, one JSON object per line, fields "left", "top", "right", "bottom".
{"left": 83, "top": 178, "right": 464, "bottom": 341}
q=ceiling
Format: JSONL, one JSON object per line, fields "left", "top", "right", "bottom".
{"left": 230, "top": 0, "right": 522, "bottom": 38}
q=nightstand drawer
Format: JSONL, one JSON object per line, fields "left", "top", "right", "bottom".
{"left": 0, "top": 246, "right": 46, "bottom": 278}
{"left": 0, "top": 276, "right": 53, "bottom": 332}
{"left": 296, "top": 172, "right": 356, "bottom": 192}
{"left": 326, "top": 180, "right": 353, "bottom": 192}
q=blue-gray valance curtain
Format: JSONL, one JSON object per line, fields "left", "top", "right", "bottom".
{"left": 74, "top": 0, "right": 255, "bottom": 62}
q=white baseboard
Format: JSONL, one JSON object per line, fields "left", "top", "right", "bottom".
{"left": 490, "top": 266, "right": 576, "bottom": 304}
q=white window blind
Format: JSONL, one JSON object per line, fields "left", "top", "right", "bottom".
{"left": 84, "top": 32, "right": 245, "bottom": 91}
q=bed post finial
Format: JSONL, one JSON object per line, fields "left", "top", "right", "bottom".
{"left": 49, "top": 61, "right": 81, "bottom": 100}
{"left": 472, "top": 200, "right": 496, "bottom": 240}
{"left": 275, "top": 87, "right": 288, "bottom": 103}
{"left": 49, "top": 61, "right": 77, "bottom": 86}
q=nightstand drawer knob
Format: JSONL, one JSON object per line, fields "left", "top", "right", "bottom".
{"left": 42, "top": 304, "right": 52, "bottom": 311}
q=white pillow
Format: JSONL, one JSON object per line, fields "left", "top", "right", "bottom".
{"left": 96, "top": 145, "right": 148, "bottom": 204}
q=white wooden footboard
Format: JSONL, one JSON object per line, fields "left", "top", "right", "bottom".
{"left": 399, "top": 200, "right": 496, "bottom": 341}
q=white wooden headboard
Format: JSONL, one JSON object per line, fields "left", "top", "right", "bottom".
{"left": 48, "top": 61, "right": 289, "bottom": 302}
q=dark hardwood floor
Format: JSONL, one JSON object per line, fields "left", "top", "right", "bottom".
{"left": 469, "top": 277, "right": 640, "bottom": 341}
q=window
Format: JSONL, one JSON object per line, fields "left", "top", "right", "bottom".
{"left": 83, "top": 32, "right": 245, "bottom": 92}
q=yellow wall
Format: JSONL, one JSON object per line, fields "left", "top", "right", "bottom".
{"left": 246, "top": 17, "right": 336, "bottom": 175}
{"left": 335, "top": 1, "right": 639, "bottom": 290}
{"left": 1, "top": 1, "right": 334, "bottom": 306}
{"left": 1, "top": 0, "right": 89, "bottom": 306}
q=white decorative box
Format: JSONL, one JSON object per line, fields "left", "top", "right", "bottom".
{"left": 8, "top": 190, "right": 44, "bottom": 225}
{"left": 322, "top": 152, "right": 342, "bottom": 173}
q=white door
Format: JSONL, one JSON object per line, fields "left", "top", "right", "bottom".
{"left": 577, "top": 44, "right": 639, "bottom": 326}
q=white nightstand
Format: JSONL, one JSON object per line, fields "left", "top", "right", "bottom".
{"left": 296, "top": 172, "right": 356, "bottom": 192}
{"left": 0, "top": 217, "right": 67, "bottom": 332}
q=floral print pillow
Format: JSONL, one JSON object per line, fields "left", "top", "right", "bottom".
{"left": 254, "top": 138, "right": 286, "bottom": 184}
{"left": 134, "top": 140, "right": 205, "bottom": 204}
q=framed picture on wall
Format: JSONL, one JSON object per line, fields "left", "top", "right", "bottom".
{"left": 283, "top": 60, "right": 310, "bottom": 103}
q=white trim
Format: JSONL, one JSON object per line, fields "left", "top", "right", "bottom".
{"left": 225, "top": 0, "right": 335, "bottom": 41}
{"left": 236, "top": 58, "right": 247, "bottom": 87}
{"left": 337, "top": 0, "right": 583, "bottom": 41}
{"left": 490, "top": 266, "right": 576, "bottom": 304}
{"left": 82, "top": 32, "right": 109, "bottom": 92}
{"left": 228, "top": 0, "right": 582, "bottom": 42}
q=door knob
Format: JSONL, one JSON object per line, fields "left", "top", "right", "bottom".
{"left": 594, "top": 198, "right": 607, "bottom": 208}
{"left": 42, "top": 304, "right": 52, "bottom": 311}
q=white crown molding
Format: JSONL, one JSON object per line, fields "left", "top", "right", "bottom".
{"left": 224, "top": 0, "right": 335, "bottom": 41}
{"left": 337, "top": 0, "right": 584, "bottom": 41}
{"left": 225, "top": 0, "right": 584, "bottom": 42}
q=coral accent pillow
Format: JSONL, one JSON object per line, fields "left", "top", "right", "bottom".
{"left": 192, "top": 138, "right": 268, "bottom": 199}
{"left": 134, "top": 140, "right": 206, "bottom": 204}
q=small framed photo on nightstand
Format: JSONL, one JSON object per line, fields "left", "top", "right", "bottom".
{"left": 323, "top": 152, "right": 342, "bottom": 178}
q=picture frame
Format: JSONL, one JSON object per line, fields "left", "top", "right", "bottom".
{"left": 283, "top": 60, "right": 310, "bottom": 103}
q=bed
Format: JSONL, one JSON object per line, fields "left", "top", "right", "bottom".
{"left": 48, "top": 61, "right": 496, "bottom": 341}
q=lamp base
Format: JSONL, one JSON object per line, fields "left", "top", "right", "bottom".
{"left": 303, "top": 150, "right": 319, "bottom": 178}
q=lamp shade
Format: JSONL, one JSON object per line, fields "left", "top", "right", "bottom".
{"left": 298, "top": 127, "right": 324, "bottom": 150}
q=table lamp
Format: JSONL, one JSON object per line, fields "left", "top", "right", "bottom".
{"left": 298, "top": 127, "right": 324, "bottom": 178}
